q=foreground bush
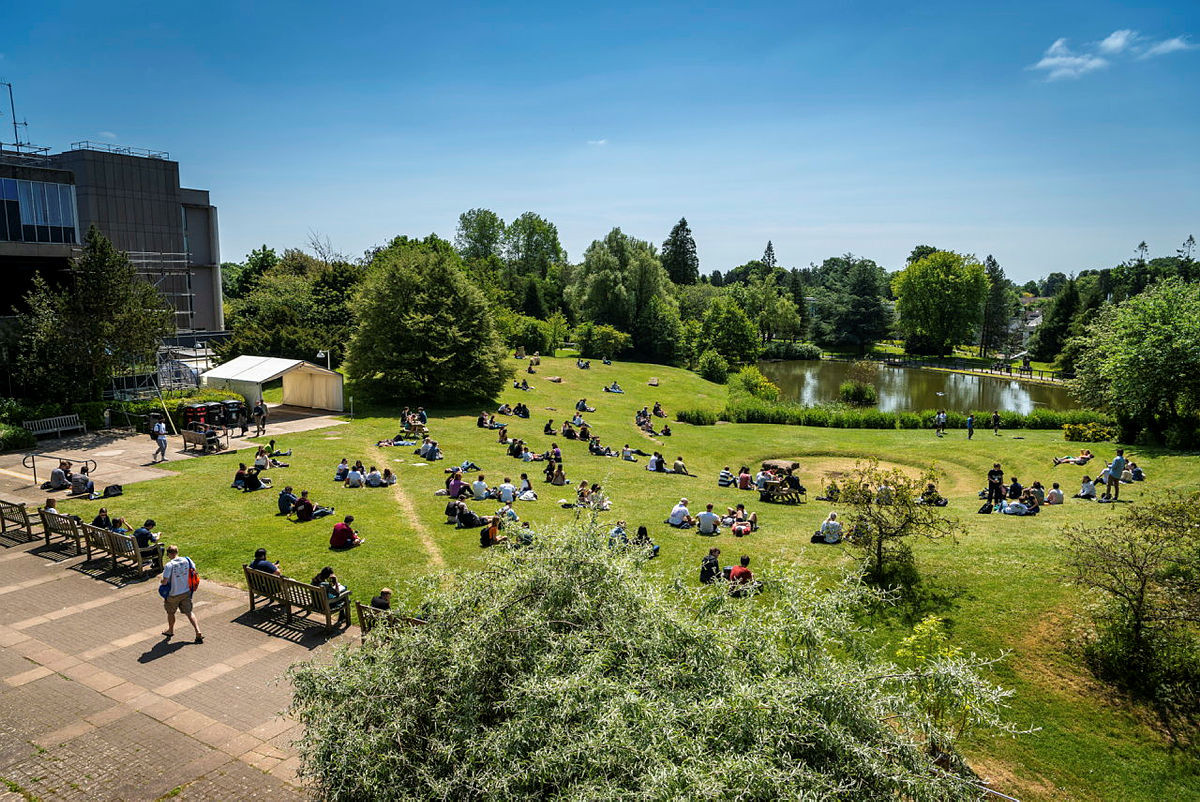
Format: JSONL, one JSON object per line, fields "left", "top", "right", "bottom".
{"left": 760, "top": 340, "right": 822, "bottom": 360}
{"left": 289, "top": 527, "right": 1015, "bottom": 800}
{"left": 0, "top": 424, "right": 35, "bottom": 451}
{"left": 696, "top": 349, "right": 730, "bottom": 383}
{"left": 1063, "top": 422, "right": 1116, "bottom": 442}
{"left": 839, "top": 380, "right": 878, "bottom": 405}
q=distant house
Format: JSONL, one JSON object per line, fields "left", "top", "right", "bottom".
{"left": 1009, "top": 296, "right": 1048, "bottom": 346}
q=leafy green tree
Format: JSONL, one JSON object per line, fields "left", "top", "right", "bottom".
{"left": 1020, "top": 280, "right": 1039, "bottom": 295}
{"left": 892, "top": 251, "right": 988, "bottom": 356}
{"left": 544, "top": 311, "right": 569, "bottom": 356}
{"left": 636, "top": 293, "right": 683, "bottom": 363}
{"left": 700, "top": 296, "right": 761, "bottom": 364}
{"left": 721, "top": 259, "right": 771, "bottom": 286}
{"left": 16, "top": 226, "right": 173, "bottom": 403}
{"left": 1027, "top": 278, "right": 1078, "bottom": 363}
{"left": 1040, "top": 271, "right": 1068, "bottom": 297}
{"left": 289, "top": 525, "right": 1016, "bottom": 800}
{"left": 978, "top": 255, "right": 1017, "bottom": 358}
{"left": 1070, "top": 278, "right": 1200, "bottom": 443}
{"left": 696, "top": 348, "right": 730, "bottom": 383}
{"left": 906, "top": 244, "right": 939, "bottom": 265}
{"left": 345, "top": 240, "right": 507, "bottom": 403}
{"left": 224, "top": 245, "right": 279, "bottom": 300}
{"left": 573, "top": 322, "right": 632, "bottom": 359}
{"left": 521, "top": 278, "right": 549, "bottom": 319}
{"left": 811, "top": 257, "right": 891, "bottom": 352}
{"left": 454, "top": 208, "right": 507, "bottom": 262}
{"left": 660, "top": 217, "right": 700, "bottom": 285}
{"left": 709, "top": 269, "right": 724, "bottom": 287}
{"left": 505, "top": 212, "right": 566, "bottom": 279}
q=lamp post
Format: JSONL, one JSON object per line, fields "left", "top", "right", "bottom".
{"left": 316, "top": 350, "right": 331, "bottom": 370}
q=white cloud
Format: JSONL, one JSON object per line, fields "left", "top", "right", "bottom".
{"left": 1030, "top": 38, "right": 1108, "bottom": 80}
{"left": 98, "top": 131, "right": 118, "bottom": 140}
{"left": 1140, "top": 36, "right": 1196, "bottom": 59}
{"left": 1031, "top": 30, "right": 1195, "bottom": 80}
{"left": 586, "top": 138, "right": 608, "bottom": 146}
{"left": 1098, "top": 29, "right": 1138, "bottom": 54}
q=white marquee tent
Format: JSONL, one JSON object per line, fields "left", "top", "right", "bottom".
{"left": 200, "top": 356, "right": 344, "bottom": 412}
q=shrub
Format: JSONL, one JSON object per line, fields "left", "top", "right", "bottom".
{"left": 574, "top": 322, "right": 633, "bottom": 360}
{"left": 731, "top": 366, "right": 780, "bottom": 401}
{"left": 1063, "top": 423, "right": 1116, "bottom": 442}
{"left": 696, "top": 350, "right": 730, "bottom": 384}
{"left": 760, "top": 340, "right": 822, "bottom": 360}
{"left": 675, "top": 407, "right": 718, "bottom": 426}
{"left": 0, "top": 424, "right": 36, "bottom": 451}
{"left": 839, "top": 381, "right": 877, "bottom": 406}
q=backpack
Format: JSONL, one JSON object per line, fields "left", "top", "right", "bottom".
{"left": 977, "top": 502, "right": 993, "bottom": 515}
{"left": 102, "top": 484, "right": 123, "bottom": 498}
{"left": 186, "top": 558, "right": 200, "bottom": 593}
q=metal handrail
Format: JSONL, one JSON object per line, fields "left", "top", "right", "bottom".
{"left": 21, "top": 453, "right": 99, "bottom": 487}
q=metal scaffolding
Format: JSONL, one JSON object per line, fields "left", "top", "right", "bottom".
{"left": 127, "top": 251, "right": 196, "bottom": 333}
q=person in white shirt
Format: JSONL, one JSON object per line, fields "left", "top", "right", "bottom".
{"left": 813, "top": 512, "right": 843, "bottom": 544}
{"left": 365, "top": 467, "right": 384, "bottom": 487}
{"left": 755, "top": 470, "right": 771, "bottom": 490}
{"left": 1001, "top": 499, "right": 1029, "bottom": 515}
{"left": 646, "top": 453, "right": 660, "bottom": 472}
{"left": 497, "top": 502, "right": 519, "bottom": 522}
{"left": 696, "top": 503, "right": 721, "bottom": 535}
{"left": 159, "top": 545, "right": 202, "bottom": 643}
{"left": 472, "top": 474, "right": 491, "bottom": 500}
{"left": 1074, "top": 476, "right": 1096, "bottom": 500}
{"left": 344, "top": 468, "right": 364, "bottom": 488}
{"left": 151, "top": 418, "right": 169, "bottom": 462}
{"left": 667, "top": 498, "right": 693, "bottom": 528}
{"left": 1045, "top": 482, "right": 1064, "bottom": 505}
{"left": 497, "top": 478, "right": 516, "bottom": 504}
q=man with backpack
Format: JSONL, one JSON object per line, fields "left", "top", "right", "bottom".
{"left": 159, "top": 545, "right": 203, "bottom": 643}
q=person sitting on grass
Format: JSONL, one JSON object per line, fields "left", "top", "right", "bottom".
{"left": 243, "top": 466, "right": 272, "bottom": 492}
{"left": 292, "top": 490, "right": 334, "bottom": 521}
{"left": 817, "top": 480, "right": 841, "bottom": 502}
{"left": 725, "top": 503, "right": 758, "bottom": 534}
{"left": 661, "top": 424, "right": 672, "bottom": 437}
{"left": 811, "top": 512, "right": 843, "bottom": 544}
{"left": 446, "top": 471, "right": 471, "bottom": 499}
{"left": 667, "top": 498, "right": 694, "bottom": 528}
{"left": 633, "top": 525, "right": 660, "bottom": 558}
{"left": 700, "top": 547, "right": 721, "bottom": 584}
{"left": 333, "top": 459, "right": 350, "bottom": 482}
{"left": 497, "top": 501, "right": 519, "bottom": 522}
{"left": 371, "top": 588, "right": 392, "bottom": 610}
{"left": 1053, "top": 449, "right": 1093, "bottom": 466}
{"left": 609, "top": 520, "right": 629, "bottom": 546}
{"left": 544, "top": 419, "right": 555, "bottom": 435}
{"left": 1019, "top": 489, "right": 1041, "bottom": 515}
{"left": 672, "top": 456, "right": 690, "bottom": 475}
{"left": 382, "top": 468, "right": 397, "bottom": 486}
{"left": 472, "top": 474, "right": 492, "bottom": 501}
{"left": 497, "top": 477, "right": 517, "bottom": 504}
{"left": 445, "top": 499, "right": 467, "bottom": 524}
{"left": 344, "top": 465, "right": 365, "bottom": 488}
{"left": 718, "top": 466, "right": 735, "bottom": 487}
{"left": 738, "top": 467, "right": 754, "bottom": 491}
{"left": 605, "top": 380, "right": 623, "bottom": 393}
{"left": 550, "top": 464, "right": 569, "bottom": 486}
{"left": 1029, "top": 481, "right": 1046, "bottom": 505}
{"left": 918, "top": 482, "right": 948, "bottom": 506}
{"left": 514, "top": 378, "right": 531, "bottom": 391}
{"left": 696, "top": 503, "right": 721, "bottom": 535}
{"left": 365, "top": 466, "right": 384, "bottom": 487}
{"left": 476, "top": 411, "right": 489, "bottom": 428}
{"left": 1074, "top": 476, "right": 1097, "bottom": 500}
{"left": 1045, "top": 482, "right": 1064, "bottom": 505}
{"left": 497, "top": 403, "right": 513, "bottom": 416}
{"left": 514, "top": 402, "right": 530, "bottom": 418}
{"left": 249, "top": 547, "right": 281, "bottom": 576}
{"left": 277, "top": 485, "right": 298, "bottom": 516}
{"left": 1006, "top": 477, "right": 1024, "bottom": 500}
{"left": 330, "top": 515, "right": 364, "bottom": 549}
{"left": 728, "top": 555, "right": 759, "bottom": 597}
{"left": 519, "top": 473, "right": 535, "bottom": 496}
{"left": 999, "top": 496, "right": 1030, "bottom": 515}
{"left": 560, "top": 421, "right": 578, "bottom": 441}
{"left": 232, "top": 463, "right": 249, "bottom": 489}
{"left": 456, "top": 503, "right": 485, "bottom": 530}
{"left": 480, "top": 516, "right": 507, "bottom": 548}
{"left": 267, "top": 439, "right": 292, "bottom": 457}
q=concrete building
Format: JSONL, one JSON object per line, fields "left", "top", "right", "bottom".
{"left": 0, "top": 141, "right": 223, "bottom": 333}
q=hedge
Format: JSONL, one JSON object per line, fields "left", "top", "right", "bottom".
{"left": 760, "top": 341, "right": 822, "bottom": 360}
{"left": 0, "top": 424, "right": 36, "bottom": 451}
{"left": 676, "top": 398, "right": 1114, "bottom": 431}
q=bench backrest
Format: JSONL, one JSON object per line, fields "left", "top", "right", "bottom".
{"left": 182, "top": 431, "right": 207, "bottom": 443}
{"left": 40, "top": 510, "right": 80, "bottom": 539}
{"left": 281, "top": 576, "right": 331, "bottom": 613}
{"left": 80, "top": 522, "right": 113, "bottom": 554}
{"left": 244, "top": 564, "right": 284, "bottom": 597}
{"left": 22, "top": 414, "right": 83, "bottom": 434}
{"left": 356, "top": 601, "right": 390, "bottom": 634}
{"left": 0, "top": 499, "right": 31, "bottom": 528}
{"left": 108, "top": 530, "right": 140, "bottom": 559}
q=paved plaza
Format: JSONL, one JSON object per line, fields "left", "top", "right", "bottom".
{"left": 0, "top": 527, "right": 353, "bottom": 800}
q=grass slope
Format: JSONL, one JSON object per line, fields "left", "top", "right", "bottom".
{"left": 58, "top": 355, "right": 1200, "bottom": 801}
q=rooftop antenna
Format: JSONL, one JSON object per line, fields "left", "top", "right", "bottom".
{"left": 0, "top": 81, "right": 48, "bottom": 154}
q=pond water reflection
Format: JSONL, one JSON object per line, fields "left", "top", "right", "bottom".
{"left": 757, "top": 360, "right": 1079, "bottom": 414}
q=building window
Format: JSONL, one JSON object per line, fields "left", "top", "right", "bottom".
{"left": 0, "top": 179, "right": 79, "bottom": 244}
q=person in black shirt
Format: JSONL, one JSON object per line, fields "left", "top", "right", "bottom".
{"left": 1006, "top": 477, "right": 1024, "bottom": 500}
{"left": 700, "top": 547, "right": 721, "bottom": 584}
{"left": 986, "top": 463, "right": 1005, "bottom": 505}
{"left": 92, "top": 508, "right": 114, "bottom": 530}
{"left": 371, "top": 588, "right": 392, "bottom": 610}
{"left": 132, "top": 519, "right": 163, "bottom": 568}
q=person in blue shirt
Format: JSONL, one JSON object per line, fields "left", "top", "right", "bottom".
{"left": 249, "top": 547, "right": 281, "bottom": 576}
{"left": 1101, "top": 448, "right": 1127, "bottom": 502}
{"left": 277, "top": 486, "right": 298, "bottom": 515}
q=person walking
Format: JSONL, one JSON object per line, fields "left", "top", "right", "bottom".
{"left": 151, "top": 417, "right": 169, "bottom": 463}
{"left": 991, "top": 409, "right": 1001, "bottom": 436}
{"left": 159, "top": 545, "right": 203, "bottom": 643}
{"left": 966, "top": 413, "right": 975, "bottom": 440}
{"left": 253, "top": 400, "right": 268, "bottom": 437}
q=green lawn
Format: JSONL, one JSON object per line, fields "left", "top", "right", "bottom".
{"left": 57, "top": 355, "right": 1199, "bottom": 800}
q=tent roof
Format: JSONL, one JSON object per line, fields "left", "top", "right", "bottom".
{"left": 200, "top": 355, "right": 338, "bottom": 384}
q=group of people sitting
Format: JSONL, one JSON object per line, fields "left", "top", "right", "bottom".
{"left": 982, "top": 449, "right": 1143, "bottom": 515}
{"left": 609, "top": 520, "right": 659, "bottom": 557}
{"left": 634, "top": 406, "right": 671, "bottom": 437}
{"left": 647, "top": 452, "right": 689, "bottom": 474}
{"left": 335, "top": 459, "right": 397, "bottom": 489}
{"left": 43, "top": 460, "right": 97, "bottom": 498}
{"left": 666, "top": 498, "right": 758, "bottom": 535}
{"left": 496, "top": 402, "right": 531, "bottom": 418}
{"left": 699, "top": 548, "right": 759, "bottom": 596}
{"left": 90, "top": 508, "right": 163, "bottom": 565}
{"left": 512, "top": 378, "right": 531, "bottom": 391}
{"left": 232, "top": 462, "right": 272, "bottom": 492}
{"left": 719, "top": 465, "right": 805, "bottom": 495}
{"left": 276, "top": 486, "right": 336, "bottom": 520}
{"left": 576, "top": 358, "right": 592, "bottom": 369}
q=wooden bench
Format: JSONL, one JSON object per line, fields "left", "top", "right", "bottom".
{"left": 0, "top": 498, "right": 39, "bottom": 542}
{"left": 81, "top": 523, "right": 162, "bottom": 575}
{"left": 759, "top": 482, "right": 807, "bottom": 505}
{"left": 38, "top": 509, "right": 84, "bottom": 554}
{"left": 181, "top": 429, "right": 227, "bottom": 453}
{"left": 354, "top": 601, "right": 426, "bottom": 638}
{"left": 22, "top": 414, "right": 86, "bottom": 439}
{"left": 243, "top": 565, "right": 350, "bottom": 634}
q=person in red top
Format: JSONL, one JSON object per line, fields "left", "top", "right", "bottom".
{"left": 737, "top": 467, "right": 753, "bottom": 491}
{"left": 728, "top": 555, "right": 757, "bottom": 597}
{"left": 330, "top": 515, "right": 364, "bottom": 549}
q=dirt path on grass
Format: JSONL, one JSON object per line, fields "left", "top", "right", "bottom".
{"left": 373, "top": 446, "right": 445, "bottom": 568}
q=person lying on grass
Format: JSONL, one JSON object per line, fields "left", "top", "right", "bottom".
{"left": 589, "top": 437, "right": 617, "bottom": 457}
{"left": 1053, "top": 449, "right": 1093, "bottom": 466}
{"left": 724, "top": 503, "right": 758, "bottom": 534}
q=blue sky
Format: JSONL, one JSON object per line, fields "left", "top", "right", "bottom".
{"left": 4, "top": 0, "right": 1198, "bottom": 281}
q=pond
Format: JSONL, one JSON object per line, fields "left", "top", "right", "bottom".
{"left": 757, "top": 360, "right": 1080, "bottom": 414}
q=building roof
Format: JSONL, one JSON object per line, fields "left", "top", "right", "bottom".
{"left": 200, "top": 355, "right": 337, "bottom": 384}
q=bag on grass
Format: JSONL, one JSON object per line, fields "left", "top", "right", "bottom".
{"left": 102, "top": 484, "right": 123, "bottom": 498}
{"left": 977, "top": 503, "right": 993, "bottom": 515}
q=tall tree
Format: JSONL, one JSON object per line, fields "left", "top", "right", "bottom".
{"left": 762, "top": 241, "right": 777, "bottom": 270}
{"left": 977, "top": 255, "right": 1016, "bottom": 358}
{"left": 224, "top": 244, "right": 279, "bottom": 300}
{"left": 660, "top": 217, "right": 700, "bottom": 285}
{"left": 892, "top": 251, "right": 988, "bottom": 356}
{"left": 1027, "top": 278, "right": 1078, "bottom": 363}
{"left": 16, "top": 226, "right": 173, "bottom": 403}
{"left": 345, "top": 238, "right": 507, "bottom": 403}
{"left": 700, "top": 296, "right": 761, "bottom": 364}
{"left": 505, "top": 212, "right": 566, "bottom": 279}
{"left": 906, "top": 244, "right": 939, "bottom": 265}
{"left": 454, "top": 208, "right": 507, "bottom": 262}
{"left": 1039, "top": 272, "right": 1068, "bottom": 298}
